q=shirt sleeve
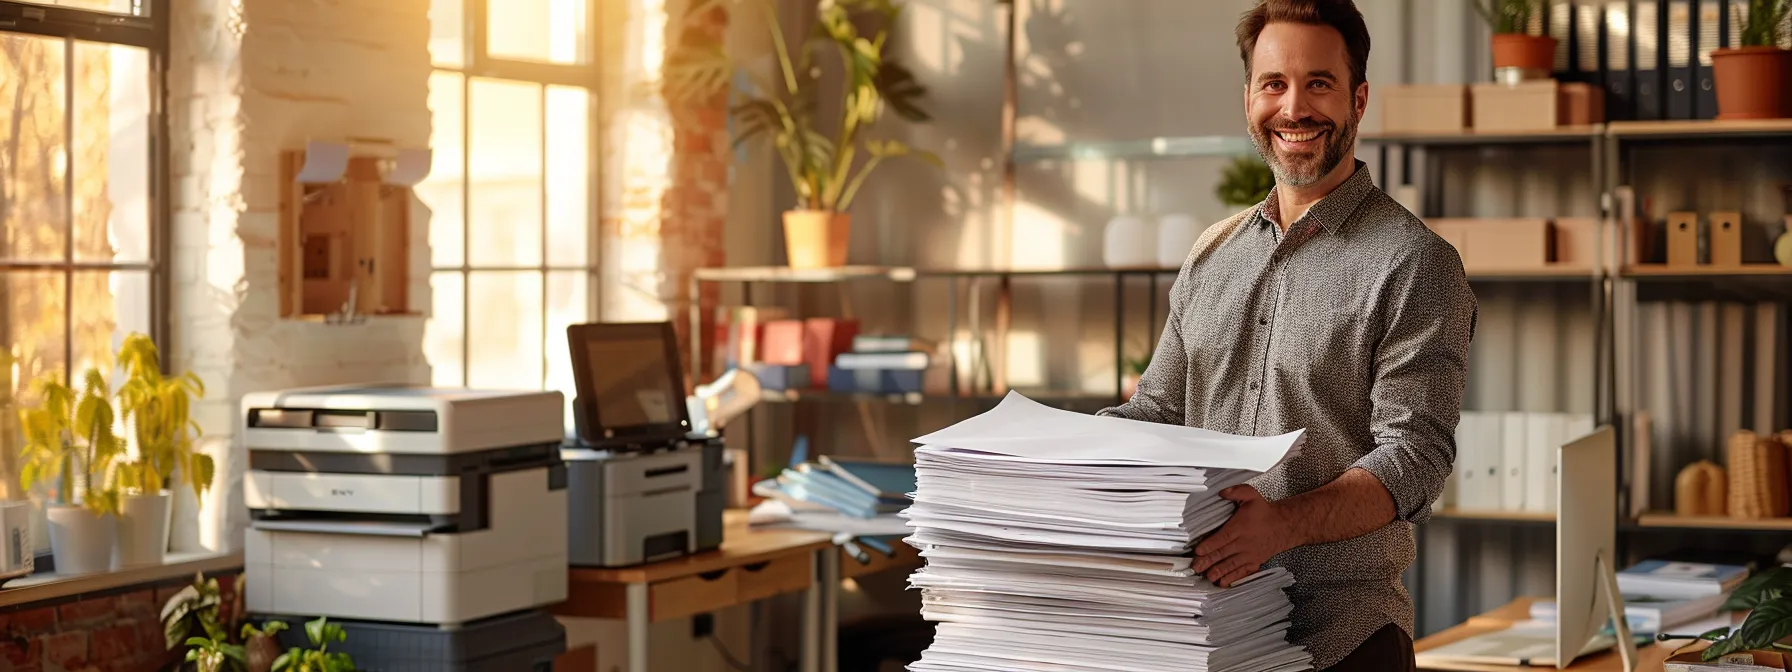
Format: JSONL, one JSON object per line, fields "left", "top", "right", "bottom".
{"left": 1350, "top": 239, "right": 1477, "bottom": 525}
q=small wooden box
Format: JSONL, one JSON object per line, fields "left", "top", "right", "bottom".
{"left": 1666, "top": 212, "right": 1700, "bottom": 266}
{"left": 1426, "top": 218, "right": 1554, "bottom": 270}
{"left": 1710, "top": 211, "right": 1743, "bottom": 266}
{"left": 1471, "top": 81, "right": 1559, "bottom": 132}
{"left": 1551, "top": 217, "right": 1600, "bottom": 268}
{"left": 1381, "top": 84, "right": 1470, "bottom": 134}
{"left": 1557, "top": 82, "right": 1605, "bottom": 125}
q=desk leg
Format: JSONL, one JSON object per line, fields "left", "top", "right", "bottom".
{"left": 627, "top": 582, "right": 649, "bottom": 672}
{"left": 820, "top": 549, "right": 840, "bottom": 672}
{"left": 801, "top": 551, "right": 822, "bottom": 672}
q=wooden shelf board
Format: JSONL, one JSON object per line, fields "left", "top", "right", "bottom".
{"left": 692, "top": 266, "right": 917, "bottom": 283}
{"left": 1607, "top": 118, "right": 1792, "bottom": 138}
{"left": 1634, "top": 512, "right": 1792, "bottom": 530}
{"left": 0, "top": 551, "right": 243, "bottom": 610}
{"left": 1621, "top": 264, "right": 1792, "bottom": 278}
{"left": 1432, "top": 507, "right": 1556, "bottom": 523}
{"left": 1465, "top": 265, "right": 1598, "bottom": 281}
{"left": 1362, "top": 126, "right": 1601, "bottom": 145}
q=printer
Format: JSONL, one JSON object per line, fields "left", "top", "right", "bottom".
{"left": 241, "top": 384, "right": 569, "bottom": 626}
{"left": 562, "top": 322, "right": 727, "bottom": 567}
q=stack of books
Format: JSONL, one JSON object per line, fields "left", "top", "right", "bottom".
{"left": 755, "top": 453, "right": 916, "bottom": 520}
{"left": 827, "top": 334, "right": 933, "bottom": 395}
{"left": 901, "top": 392, "right": 1313, "bottom": 672}
{"left": 1528, "top": 559, "right": 1751, "bottom": 635}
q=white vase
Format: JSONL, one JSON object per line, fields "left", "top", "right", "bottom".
{"left": 115, "top": 490, "right": 172, "bottom": 568}
{"left": 46, "top": 504, "right": 116, "bottom": 575}
{"left": 1102, "top": 215, "right": 1157, "bottom": 268}
{"left": 0, "top": 500, "right": 35, "bottom": 585}
{"left": 1156, "top": 214, "right": 1200, "bottom": 268}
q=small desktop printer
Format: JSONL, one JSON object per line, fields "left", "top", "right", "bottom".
{"left": 562, "top": 322, "right": 727, "bottom": 567}
{"left": 241, "top": 385, "right": 569, "bottom": 626}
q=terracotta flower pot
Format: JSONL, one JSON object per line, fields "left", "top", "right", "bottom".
{"left": 1490, "top": 34, "right": 1558, "bottom": 74}
{"left": 782, "top": 210, "right": 851, "bottom": 268}
{"left": 1711, "top": 46, "right": 1792, "bottom": 120}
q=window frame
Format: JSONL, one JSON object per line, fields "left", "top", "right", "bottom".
{"left": 0, "top": 0, "right": 172, "bottom": 378}
{"left": 428, "top": 0, "right": 604, "bottom": 391}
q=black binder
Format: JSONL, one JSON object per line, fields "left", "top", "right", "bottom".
{"left": 1635, "top": 0, "right": 1665, "bottom": 120}
{"left": 1667, "top": 0, "right": 1696, "bottom": 119}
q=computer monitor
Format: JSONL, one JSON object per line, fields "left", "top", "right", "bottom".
{"left": 565, "top": 321, "right": 691, "bottom": 448}
{"left": 1556, "top": 424, "right": 1637, "bottom": 670}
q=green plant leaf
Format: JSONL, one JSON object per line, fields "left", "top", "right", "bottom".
{"left": 1724, "top": 566, "right": 1792, "bottom": 611}
{"left": 1699, "top": 625, "right": 1734, "bottom": 640}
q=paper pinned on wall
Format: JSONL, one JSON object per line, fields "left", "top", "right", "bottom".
{"left": 384, "top": 147, "right": 433, "bottom": 187}
{"left": 296, "top": 140, "right": 351, "bottom": 183}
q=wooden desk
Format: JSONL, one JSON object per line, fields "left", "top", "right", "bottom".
{"left": 552, "top": 511, "right": 841, "bottom": 672}
{"left": 1415, "top": 598, "right": 1679, "bottom": 671}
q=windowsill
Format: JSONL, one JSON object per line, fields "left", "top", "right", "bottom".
{"left": 0, "top": 550, "right": 244, "bottom": 611}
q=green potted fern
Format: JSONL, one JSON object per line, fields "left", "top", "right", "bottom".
{"left": 18, "top": 368, "right": 126, "bottom": 574}
{"left": 1710, "top": 0, "right": 1792, "bottom": 119}
{"left": 668, "top": 0, "right": 938, "bottom": 269}
{"left": 113, "top": 332, "right": 211, "bottom": 568}
{"left": 1473, "top": 0, "right": 1557, "bottom": 80}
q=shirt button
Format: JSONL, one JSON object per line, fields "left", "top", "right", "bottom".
{"left": 1258, "top": 317, "right": 1268, "bottom": 326}
{"left": 1248, "top": 382, "right": 1260, "bottom": 391}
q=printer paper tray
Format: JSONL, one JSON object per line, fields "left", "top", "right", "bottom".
{"left": 251, "top": 518, "right": 445, "bottom": 537}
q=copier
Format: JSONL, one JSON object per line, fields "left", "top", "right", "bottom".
{"left": 561, "top": 321, "right": 727, "bottom": 567}
{"left": 241, "top": 384, "right": 570, "bottom": 627}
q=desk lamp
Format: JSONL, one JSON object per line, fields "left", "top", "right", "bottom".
{"left": 687, "top": 367, "right": 762, "bottom": 435}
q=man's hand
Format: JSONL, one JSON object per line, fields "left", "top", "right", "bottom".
{"left": 1190, "top": 485, "right": 1302, "bottom": 588}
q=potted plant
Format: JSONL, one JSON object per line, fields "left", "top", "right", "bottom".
{"left": 1660, "top": 564, "right": 1792, "bottom": 661}
{"left": 0, "top": 350, "right": 34, "bottom": 585}
{"left": 1215, "top": 154, "right": 1274, "bottom": 212}
{"left": 113, "top": 332, "right": 210, "bottom": 568}
{"left": 1474, "top": 0, "right": 1557, "bottom": 79}
{"left": 671, "top": 0, "right": 938, "bottom": 269}
{"left": 1711, "top": 0, "right": 1792, "bottom": 119}
{"left": 271, "top": 616, "right": 355, "bottom": 672}
{"left": 17, "top": 369, "right": 125, "bottom": 575}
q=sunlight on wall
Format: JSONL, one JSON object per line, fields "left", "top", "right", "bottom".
{"left": 1003, "top": 329, "right": 1044, "bottom": 388}
{"left": 602, "top": 0, "right": 675, "bottom": 322}
{"left": 1008, "top": 199, "right": 1067, "bottom": 268}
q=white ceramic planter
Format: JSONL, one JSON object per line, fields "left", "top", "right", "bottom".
{"left": 115, "top": 490, "right": 172, "bottom": 568}
{"left": 0, "top": 500, "right": 35, "bottom": 585}
{"left": 1156, "top": 214, "right": 1200, "bottom": 268}
{"left": 1102, "top": 215, "right": 1157, "bottom": 268}
{"left": 46, "top": 504, "right": 116, "bottom": 575}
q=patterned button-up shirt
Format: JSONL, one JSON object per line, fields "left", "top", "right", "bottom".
{"left": 1099, "top": 160, "right": 1477, "bottom": 669}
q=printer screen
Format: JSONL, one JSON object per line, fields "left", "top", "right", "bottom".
{"left": 582, "top": 337, "right": 679, "bottom": 428}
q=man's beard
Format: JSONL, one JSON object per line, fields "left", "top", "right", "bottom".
{"left": 1248, "top": 109, "right": 1357, "bottom": 188}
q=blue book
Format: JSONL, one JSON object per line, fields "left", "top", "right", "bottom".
{"left": 1617, "top": 560, "right": 1750, "bottom": 598}
{"left": 818, "top": 455, "right": 917, "bottom": 500}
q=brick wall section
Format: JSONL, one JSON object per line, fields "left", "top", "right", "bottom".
{"left": 167, "top": 0, "right": 434, "bottom": 553}
{"left": 0, "top": 572, "right": 241, "bottom": 672}
{"left": 661, "top": 1, "right": 732, "bottom": 381}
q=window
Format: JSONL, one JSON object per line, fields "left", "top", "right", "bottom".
{"left": 0, "top": 0, "right": 165, "bottom": 498}
{"left": 420, "top": 0, "right": 599, "bottom": 429}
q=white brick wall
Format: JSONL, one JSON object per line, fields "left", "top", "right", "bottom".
{"left": 167, "top": 0, "right": 434, "bottom": 553}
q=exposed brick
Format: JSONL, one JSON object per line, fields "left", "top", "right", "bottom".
{"left": 55, "top": 597, "right": 115, "bottom": 627}
{"left": 134, "top": 618, "right": 162, "bottom": 654}
{"left": 38, "top": 631, "right": 87, "bottom": 671}
{"left": 111, "top": 591, "right": 155, "bottom": 622}
{"left": 152, "top": 586, "right": 183, "bottom": 608}
{"left": 6, "top": 608, "right": 55, "bottom": 637}
{"left": 87, "top": 622, "right": 137, "bottom": 662}
{"left": 0, "top": 636, "right": 43, "bottom": 665}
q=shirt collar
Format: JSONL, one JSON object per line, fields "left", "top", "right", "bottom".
{"left": 1255, "top": 159, "right": 1374, "bottom": 236}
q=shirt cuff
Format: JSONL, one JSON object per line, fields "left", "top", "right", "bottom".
{"left": 1350, "top": 446, "right": 1436, "bottom": 525}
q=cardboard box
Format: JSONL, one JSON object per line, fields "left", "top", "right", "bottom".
{"left": 1710, "top": 211, "right": 1743, "bottom": 266}
{"left": 1471, "top": 81, "right": 1559, "bottom": 132}
{"left": 1426, "top": 218, "right": 1554, "bottom": 270}
{"left": 1667, "top": 212, "right": 1700, "bottom": 266}
{"left": 1558, "top": 82, "right": 1605, "bottom": 125}
{"left": 1381, "top": 84, "right": 1469, "bottom": 134}
{"left": 1551, "top": 217, "right": 1600, "bottom": 268}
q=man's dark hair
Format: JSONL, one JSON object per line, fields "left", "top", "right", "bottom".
{"left": 1235, "top": 0, "right": 1371, "bottom": 90}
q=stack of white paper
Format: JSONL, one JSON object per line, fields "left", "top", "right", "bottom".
{"left": 901, "top": 392, "right": 1314, "bottom": 672}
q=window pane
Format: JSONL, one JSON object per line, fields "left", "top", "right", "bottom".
{"left": 73, "top": 41, "right": 150, "bottom": 263}
{"left": 468, "top": 79, "right": 542, "bottom": 268}
{"left": 426, "top": 272, "right": 466, "bottom": 387}
{"left": 421, "top": 72, "right": 465, "bottom": 268}
{"left": 0, "top": 34, "right": 70, "bottom": 261}
{"left": 545, "top": 86, "right": 589, "bottom": 267}
{"left": 545, "top": 271, "right": 589, "bottom": 432}
{"left": 467, "top": 272, "right": 542, "bottom": 390}
{"left": 2, "top": 271, "right": 69, "bottom": 398}
{"left": 486, "top": 0, "right": 589, "bottom": 65}
{"left": 69, "top": 270, "right": 148, "bottom": 378}
{"left": 429, "top": 0, "right": 466, "bottom": 68}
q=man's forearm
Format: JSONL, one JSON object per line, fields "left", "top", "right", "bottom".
{"left": 1275, "top": 467, "right": 1397, "bottom": 547}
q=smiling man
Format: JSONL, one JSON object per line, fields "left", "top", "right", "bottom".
{"left": 1095, "top": 1, "right": 1477, "bottom": 670}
